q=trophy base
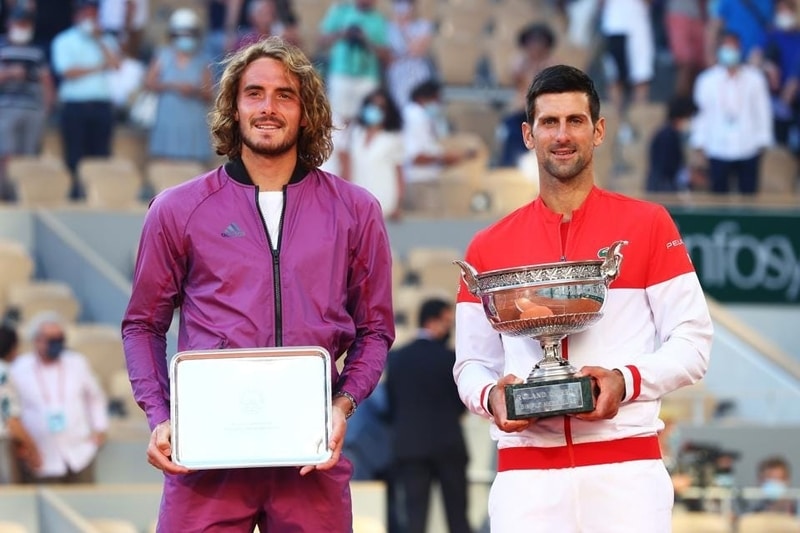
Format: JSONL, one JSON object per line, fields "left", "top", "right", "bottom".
{"left": 505, "top": 375, "right": 595, "bottom": 420}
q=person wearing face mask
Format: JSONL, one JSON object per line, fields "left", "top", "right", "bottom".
{"left": 0, "top": 6, "right": 56, "bottom": 202}
{"left": 8, "top": 311, "right": 108, "bottom": 484}
{"left": 385, "top": 298, "right": 472, "bottom": 533}
{"left": 339, "top": 88, "right": 405, "bottom": 220}
{"left": 690, "top": 31, "right": 774, "bottom": 194}
{"left": 746, "top": 455, "right": 798, "bottom": 515}
{"left": 142, "top": 7, "right": 213, "bottom": 165}
{"left": 401, "top": 79, "right": 477, "bottom": 212}
{"left": 646, "top": 96, "right": 698, "bottom": 192}
{"left": 50, "top": 0, "right": 121, "bottom": 201}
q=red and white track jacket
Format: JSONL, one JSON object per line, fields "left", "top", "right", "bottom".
{"left": 455, "top": 186, "right": 713, "bottom": 468}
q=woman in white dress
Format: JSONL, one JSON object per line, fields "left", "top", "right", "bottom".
{"left": 339, "top": 88, "right": 405, "bottom": 220}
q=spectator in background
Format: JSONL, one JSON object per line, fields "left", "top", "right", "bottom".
{"left": 0, "top": 6, "right": 55, "bottom": 202}
{"left": 144, "top": 7, "right": 213, "bottom": 164}
{"left": 98, "top": 0, "right": 148, "bottom": 59}
{"left": 340, "top": 88, "right": 405, "bottom": 221}
{"left": 665, "top": 0, "right": 707, "bottom": 96}
{"left": 496, "top": 23, "right": 557, "bottom": 167}
{"left": 385, "top": 0, "right": 435, "bottom": 109}
{"left": 236, "top": 0, "right": 301, "bottom": 50}
{"left": 706, "top": 0, "right": 773, "bottom": 65}
{"left": 0, "top": 322, "right": 41, "bottom": 484}
{"left": 646, "top": 96, "right": 697, "bottom": 192}
{"left": 386, "top": 298, "right": 471, "bottom": 533}
{"left": 748, "top": 455, "right": 797, "bottom": 514}
{"left": 600, "top": 0, "right": 655, "bottom": 111}
{"left": 51, "top": 0, "right": 120, "bottom": 200}
{"left": 318, "top": 0, "right": 390, "bottom": 124}
{"left": 691, "top": 31, "right": 773, "bottom": 194}
{"left": 402, "top": 80, "right": 475, "bottom": 212}
{"left": 10, "top": 311, "right": 108, "bottom": 484}
{"left": 759, "top": 0, "right": 800, "bottom": 153}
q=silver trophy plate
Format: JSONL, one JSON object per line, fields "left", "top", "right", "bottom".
{"left": 170, "top": 346, "right": 333, "bottom": 469}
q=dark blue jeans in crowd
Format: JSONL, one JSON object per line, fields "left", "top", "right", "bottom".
{"left": 707, "top": 154, "right": 761, "bottom": 195}
{"left": 59, "top": 100, "right": 114, "bottom": 179}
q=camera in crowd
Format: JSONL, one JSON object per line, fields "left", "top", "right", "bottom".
{"left": 344, "top": 25, "right": 367, "bottom": 48}
{"left": 679, "top": 441, "right": 742, "bottom": 488}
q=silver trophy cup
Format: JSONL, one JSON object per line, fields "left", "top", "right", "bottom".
{"left": 454, "top": 240, "right": 627, "bottom": 419}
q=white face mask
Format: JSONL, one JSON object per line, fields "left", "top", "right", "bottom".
{"left": 775, "top": 12, "right": 797, "bottom": 30}
{"left": 8, "top": 26, "right": 33, "bottom": 44}
{"left": 78, "top": 18, "right": 96, "bottom": 35}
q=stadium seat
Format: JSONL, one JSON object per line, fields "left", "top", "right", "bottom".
{"left": 146, "top": 160, "right": 205, "bottom": 194}
{"left": 671, "top": 511, "right": 732, "bottom": 532}
{"left": 431, "top": 35, "right": 484, "bottom": 86}
{"left": 0, "top": 521, "right": 28, "bottom": 533}
{"left": 759, "top": 147, "right": 798, "bottom": 195}
{"left": 416, "top": 261, "right": 462, "bottom": 296}
{"left": 89, "top": 518, "right": 139, "bottom": 533}
{"left": 6, "top": 155, "right": 71, "bottom": 208}
{"left": 66, "top": 322, "right": 127, "bottom": 396}
{"left": 444, "top": 100, "right": 502, "bottom": 156}
{"left": 483, "top": 166, "right": 539, "bottom": 215}
{"left": 406, "top": 246, "right": 463, "bottom": 274}
{"left": 7, "top": 281, "right": 81, "bottom": 326}
{"left": 738, "top": 512, "right": 800, "bottom": 533}
{"left": 79, "top": 157, "right": 144, "bottom": 209}
{"left": 353, "top": 515, "right": 386, "bottom": 533}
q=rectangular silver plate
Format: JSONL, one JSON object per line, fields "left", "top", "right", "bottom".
{"left": 170, "top": 346, "right": 333, "bottom": 469}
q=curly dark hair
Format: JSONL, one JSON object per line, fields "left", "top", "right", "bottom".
{"left": 209, "top": 36, "right": 333, "bottom": 168}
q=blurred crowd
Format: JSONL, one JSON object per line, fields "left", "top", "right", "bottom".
{"left": 0, "top": 0, "right": 798, "bottom": 207}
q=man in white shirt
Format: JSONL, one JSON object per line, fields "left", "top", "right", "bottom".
{"left": 10, "top": 311, "right": 108, "bottom": 483}
{"left": 402, "top": 80, "right": 474, "bottom": 212}
{"left": 690, "top": 31, "right": 774, "bottom": 194}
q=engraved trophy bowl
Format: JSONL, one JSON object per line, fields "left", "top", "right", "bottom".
{"left": 454, "top": 240, "right": 627, "bottom": 419}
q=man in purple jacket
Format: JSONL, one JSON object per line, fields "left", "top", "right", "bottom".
{"left": 122, "top": 35, "right": 395, "bottom": 532}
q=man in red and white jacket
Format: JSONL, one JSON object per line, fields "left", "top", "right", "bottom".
{"left": 455, "top": 65, "right": 713, "bottom": 533}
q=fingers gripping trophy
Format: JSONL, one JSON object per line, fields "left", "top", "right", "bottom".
{"left": 454, "top": 240, "right": 627, "bottom": 419}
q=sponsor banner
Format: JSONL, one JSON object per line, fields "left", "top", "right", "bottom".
{"left": 669, "top": 208, "right": 800, "bottom": 304}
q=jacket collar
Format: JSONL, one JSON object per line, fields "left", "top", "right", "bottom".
{"left": 224, "top": 157, "right": 309, "bottom": 187}
{"left": 532, "top": 185, "right": 600, "bottom": 224}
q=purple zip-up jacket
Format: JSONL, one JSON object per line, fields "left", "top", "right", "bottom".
{"left": 121, "top": 159, "right": 395, "bottom": 430}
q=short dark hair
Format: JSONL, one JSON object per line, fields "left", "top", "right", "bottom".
{"left": 667, "top": 96, "right": 697, "bottom": 121}
{"left": 525, "top": 64, "right": 601, "bottom": 124}
{"left": 517, "top": 23, "right": 556, "bottom": 49}
{"left": 0, "top": 325, "right": 18, "bottom": 361}
{"left": 758, "top": 456, "right": 791, "bottom": 477}
{"left": 418, "top": 298, "right": 451, "bottom": 328}
{"left": 357, "top": 87, "right": 403, "bottom": 132}
{"left": 410, "top": 79, "right": 441, "bottom": 103}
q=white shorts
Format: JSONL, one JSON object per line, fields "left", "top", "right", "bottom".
{"left": 326, "top": 74, "right": 380, "bottom": 124}
{"left": 488, "top": 459, "right": 674, "bottom": 533}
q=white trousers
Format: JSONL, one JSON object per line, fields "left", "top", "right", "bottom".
{"left": 488, "top": 459, "right": 674, "bottom": 533}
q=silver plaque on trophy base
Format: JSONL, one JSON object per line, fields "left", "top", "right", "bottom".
{"left": 170, "top": 346, "right": 333, "bottom": 469}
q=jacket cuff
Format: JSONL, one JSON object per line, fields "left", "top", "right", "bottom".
{"left": 617, "top": 365, "right": 642, "bottom": 402}
{"left": 480, "top": 382, "right": 495, "bottom": 418}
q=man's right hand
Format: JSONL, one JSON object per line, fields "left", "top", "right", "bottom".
{"left": 147, "top": 420, "right": 191, "bottom": 474}
{"left": 489, "top": 374, "right": 536, "bottom": 433}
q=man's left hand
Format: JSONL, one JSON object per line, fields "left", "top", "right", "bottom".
{"left": 299, "top": 403, "right": 347, "bottom": 475}
{"left": 572, "top": 366, "right": 625, "bottom": 421}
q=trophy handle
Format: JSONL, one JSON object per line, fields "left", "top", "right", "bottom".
{"left": 600, "top": 240, "right": 628, "bottom": 282}
{"left": 452, "top": 260, "right": 480, "bottom": 296}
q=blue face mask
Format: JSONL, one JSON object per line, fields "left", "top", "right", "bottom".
{"left": 45, "top": 338, "right": 65, "bottom": 360}
{"left": 361, "top": 104, "right": 384, "bottom": 126}
{"left": 762, "top": 479, "right": 788, "bottom": 499}
{"left": 717, "top": 45, "right": 741, "bottom": 67}
{"left": 424, "top": 102, "right": 442, "bottom": 118}
{"left": 174, "top": 36, "right": 198, "bottom": 53}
